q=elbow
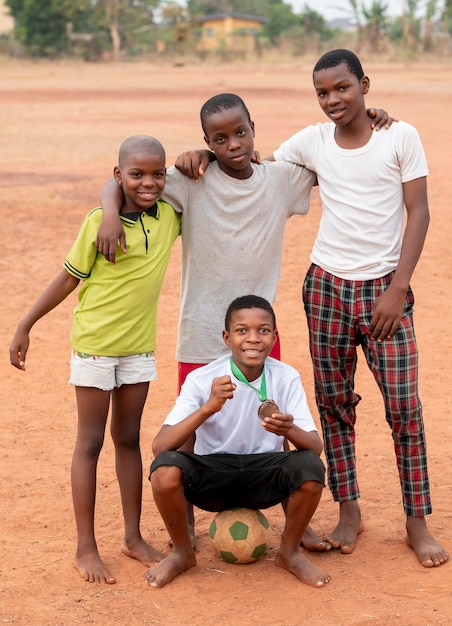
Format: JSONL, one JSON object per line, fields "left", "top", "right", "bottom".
{"left": 152, "top": 425, "right": 173, "bottom": 457}
{"left": 313, "top": 434, "right": 323, "bottom": 456}
{"left": 152, "top": 438, "right": 165, "bottom": 458}
{"left": 152, "top": 443, "right": 161, "bottom": 458}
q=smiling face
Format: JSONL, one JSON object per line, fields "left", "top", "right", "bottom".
{"left": 313, "top": 61, "right": 369, "bottom": 127}
{"left": 223, "top": 307, "right": 277, "bottom": 381}
{"left": 203, "top": 105, "right": 255, "bottom": 180}
{"left": 114, "top": 150, "right": 166, "bottom": 214}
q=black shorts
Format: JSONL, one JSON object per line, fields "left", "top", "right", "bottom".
{"left": 149, "top": 450, "right": 325, "bottom": 512}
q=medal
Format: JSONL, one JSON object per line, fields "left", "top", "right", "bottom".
{"left": 257, "top": 399, "right": 279, "bottom": 421}
{"left": 229, "top": 358, "right": 267, "bottom": 401}
{"left": 229, "top": 359, "right": 279, "bottom": 420}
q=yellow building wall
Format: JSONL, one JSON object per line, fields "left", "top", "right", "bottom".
{"left": 198, "top": 16, "right": 263, "bottom": 53}
{"left": 0, "top": 0, "right": 13, "bottom": 34}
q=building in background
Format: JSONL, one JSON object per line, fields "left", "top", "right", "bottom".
{"left": 0, "top": 0, "right": 13, "bottom": 34}
{"left": 196, "top": 12, "right": 268, "bottom": 56}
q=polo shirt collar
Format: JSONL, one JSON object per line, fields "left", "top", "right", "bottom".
{"left": 120, "top": 202, "right": 159, "bottom": 224}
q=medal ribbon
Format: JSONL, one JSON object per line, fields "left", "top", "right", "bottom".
{"left": 229, "top": 358, "right": 267, "bottom": 401}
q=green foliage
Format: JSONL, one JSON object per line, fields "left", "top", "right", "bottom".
{"left": 361, "top": 0, "right": 389, "bottom": 50}
{"left": 262, "top": 1, "right": 298, "bottom": 43}
{"left": 11, "top": 0, "right": 73, "bottom": 56}
{"left": 283, "top": 5, "right": 337, "bottom": 55}
{"left": 298, "top": 5, "right": 333, "bottom": 39}
{"left": 5, "top": 0, "right": 161, "bottom": 59}
{"left": 387, "top": 15, "right": 404, "bottom": 42}
{"left": 4, "top": 0, "right": 451, "bottom": 58}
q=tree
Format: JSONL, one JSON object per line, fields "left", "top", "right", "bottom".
{"left": 401, "top": 0, "right": 422, "bottom": 50}
{"left": 100, "top": 0, "right": 121, "bottom": 60}
{"left": 90, "top": 0, "right": 159, "bottom": 60}
{"left": 346, "top": 0, "right": 390, "bottom": 51}
{"left": 423, "top": 0, "right": 440, "bottom": 50}
{"left": 263, "top": 1, "right": 298, "bottom": 43}
{"left": 159, "top": 1, "right": 192, "bottom": 55}
{"left": 443, "top": 0, "right": 452, "bottom": 33}
{"left": 5, "top": 0, "right": 80, "bottom": 56}
{"left": 5, "top": 0, "right": 160, "bottom": 59}
{"left": 286, "top": 5, "right": 335, "bottom": 55}
{"left": 298, "top": 4, "right": 335, "bottom": 39}
{"left": 361, "top": 1, "right": 389, "bottom": 52}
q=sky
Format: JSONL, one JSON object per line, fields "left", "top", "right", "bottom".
{"left": 288, "top": 0, "right": 441, "bottom": 21}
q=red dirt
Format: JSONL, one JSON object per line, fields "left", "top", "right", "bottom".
{"left": 2, "top": 59, "right": 451, "bottom": 625}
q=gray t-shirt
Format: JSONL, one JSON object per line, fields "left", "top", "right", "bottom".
{"left": 162, "top": 161, "right": 315, "bottom": 363}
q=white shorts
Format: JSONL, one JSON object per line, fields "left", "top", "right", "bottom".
{"left": 69, "top": 350, "right": 158, "bottom": 391}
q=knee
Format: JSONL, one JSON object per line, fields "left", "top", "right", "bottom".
{"left": 111, "top": 423, "right": 140, "bottom": 450}
{"left": 112, "top": 432, "right": 140, "bottom": 450}
{"left": 290, "top": 449, "right": 325, "bottom": 484}
{"left": 300, "top": 479, "right": 324, "bottom": 497}
{"left": 151, "top": 465, "right": 183, "bottom": 495}
{"left": 75, "top": 433, "right": 105, "bottom": 459}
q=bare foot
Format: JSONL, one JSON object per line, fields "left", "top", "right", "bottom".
{"left": 143, "top": 551, "right": 196, "bottom": 588}
{"left": 275, "top": 549, "right": 331, "bottom": 587}
{"left": 121, "top": 537, "right": 163, "bottom": 567}
{"left": 324, "top": 500, "right": 363, "bottom": 554}
{"left": 301, "top": 526, "right": 332, "bottom": 552}
{"left": 74, "top": 550, "right": 116, "bottom": 584}
{"left": 406, "top": 516, "right": 449, "bottom": 568}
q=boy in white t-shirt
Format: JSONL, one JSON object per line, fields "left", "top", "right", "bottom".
{"left": 271, "top": 49, "right": 448, "bottom": 568}
{"left": 144, "top": 295, "right": 328, "bottom": 589}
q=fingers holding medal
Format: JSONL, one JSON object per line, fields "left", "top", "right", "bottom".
{"left": 257, "top": 400, "right": 279, "bottom": 420}
{"left": 258, "top": 400, "right": 294, "bottom": 436}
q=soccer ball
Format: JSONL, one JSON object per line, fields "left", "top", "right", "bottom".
{"left": 209, "top": 508, "right": 272, "bottom": 564}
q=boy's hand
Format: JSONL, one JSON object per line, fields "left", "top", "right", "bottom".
{"left": 367, "top": 107, "right": 397, "bottom": 130}
{"left": 175, "top": 150, "right": 212, "bottom": 181}
{"left": 368, "top": 285, "right": 407, "bottom": 342}
{"left": 251, "top": 150, "right": 261, "bottom": 164}
{"left": 96, "top": 213, "right": 126, "bottom": 264}
{"left": 261, "top": 412, "right": 294, "bottom": 437}
{"left": 206, "top": 375, "right": 236, "bottom": 413}
{"left": 10, "top": 327, "right": 29, "bottom": 371}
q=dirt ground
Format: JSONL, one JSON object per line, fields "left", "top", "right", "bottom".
{"left": 1, "top": 58, "right": 452, "bottom": 626}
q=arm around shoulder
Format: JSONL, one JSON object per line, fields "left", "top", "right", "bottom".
{"left": 174, "top": 149, "right": 214, "bottom": 181}
{"left": 97, "top": 178, "right": 127, "bottom": 263}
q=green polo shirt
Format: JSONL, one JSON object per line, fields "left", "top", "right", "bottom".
{"left": 64, "top": 200, "right": 180, "bottom": 356}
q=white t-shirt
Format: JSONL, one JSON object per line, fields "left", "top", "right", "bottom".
{"left": 162, "top": 162, "right": 315, "bottom": 362}
{"left": 164, "top": 354, "right": 317, "bottom": 455}
{"left": 274, "top": 121, "right": 428, "bottom": 280}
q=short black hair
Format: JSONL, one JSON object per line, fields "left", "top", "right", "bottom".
{"left": 200, "top": 93, "right": 251, "bottom": 135}
{"left": 224, "top": 295, "right": 276, "bottom": 331}
{"left": 313, "top": 49, "right": 365, "bottom": 81}
{"left": 118, "top": 135, "right": 165, "bottom": 167}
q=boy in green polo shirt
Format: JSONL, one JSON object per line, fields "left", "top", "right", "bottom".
{"left": 9, "top": 135, "right": 180, "bottom": 585}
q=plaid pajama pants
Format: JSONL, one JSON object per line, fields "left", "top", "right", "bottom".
{"left": 302, "top": 263, "right": 431, "bottom": 517}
